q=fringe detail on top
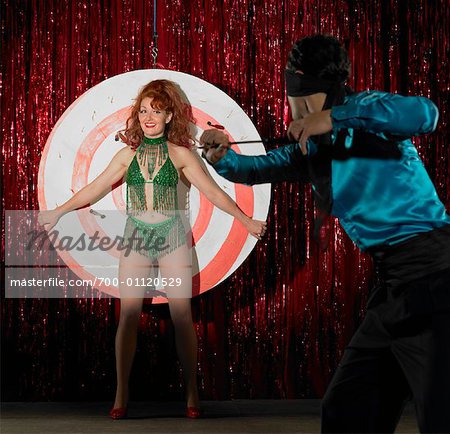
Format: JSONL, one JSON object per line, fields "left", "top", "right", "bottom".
{"left": 125, "top": 138, "right": 179, "bottom": 217}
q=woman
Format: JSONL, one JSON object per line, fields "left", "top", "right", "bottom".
{"left": 38, "top": 79, "right": 267, "bottom": 419}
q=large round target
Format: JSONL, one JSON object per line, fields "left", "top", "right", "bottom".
{"left": 38, "top": 69, "right": 271, "bottom": 303}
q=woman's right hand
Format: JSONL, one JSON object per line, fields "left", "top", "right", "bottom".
{"left": 37, "top": 209, "right": 63, "bottom": 232}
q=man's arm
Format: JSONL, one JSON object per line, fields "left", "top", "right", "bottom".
{"left": 331, "top": 90, "right": 439, "bottom": 136}
{"left": 208, "top": 144, "right": 310, "bottom": 186}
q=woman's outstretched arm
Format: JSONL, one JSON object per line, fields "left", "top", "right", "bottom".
{"left": 176, "top": 147, "right": 267, "bottom": 240}
{"left": 38, "top": 146, "right": 134, "bottom": 231}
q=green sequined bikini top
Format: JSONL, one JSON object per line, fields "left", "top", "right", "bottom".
{"left": 125, "top": 136, "right": 179, "bottom": 217}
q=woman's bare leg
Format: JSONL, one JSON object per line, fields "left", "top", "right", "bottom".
{"left": 167, "top": 297, "right": 199, "bottom": 408}
{"left": 158, "top": 243, "right": 199, "bottom": 408}
{"left": 113, "top": 249, "right": 153, "bottom": 408}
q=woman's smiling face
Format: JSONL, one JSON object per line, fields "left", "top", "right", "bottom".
{"left": 138, "top": 97, "right": 173, "bottom": 138}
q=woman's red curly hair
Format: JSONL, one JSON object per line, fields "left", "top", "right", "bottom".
{"left": 120, "top": 79, "right": 195, "bottom": 150}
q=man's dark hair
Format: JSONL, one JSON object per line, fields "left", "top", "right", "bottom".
{"left": 286, "top": 34, "right": 350, "bottom": 82}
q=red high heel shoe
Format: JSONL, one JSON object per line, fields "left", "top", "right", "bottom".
{"left": 186, "top": 406, "right": 202, "bottom": 418}
{"left": 109, "top": 406, "right": 128, "bottom": 419}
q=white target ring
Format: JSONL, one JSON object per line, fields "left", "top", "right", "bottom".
{"left": 38, "top": 69, "right": 271, "bottom": 303}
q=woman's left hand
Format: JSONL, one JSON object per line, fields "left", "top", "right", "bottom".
{"left": 244, "top": 219, "right": 267, "bottom": 240}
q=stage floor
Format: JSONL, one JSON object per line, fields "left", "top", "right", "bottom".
{"left": 1, "top": 399, "right": 418, "bottom": 433}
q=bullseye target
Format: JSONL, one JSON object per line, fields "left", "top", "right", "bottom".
{"left": 38, "top": 69, "right": 271, "bottom": 303}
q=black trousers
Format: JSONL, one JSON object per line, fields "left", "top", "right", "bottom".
{"left": 321, "top": 266, "right": 450, "bottom": 433}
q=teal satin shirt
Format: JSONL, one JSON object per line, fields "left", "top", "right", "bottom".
{"left": 210, "top": 91, "right": 450, "bottom": 251}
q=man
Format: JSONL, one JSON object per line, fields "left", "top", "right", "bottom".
{"left": 200, "top": 35, "right": 450, "bottom": 433}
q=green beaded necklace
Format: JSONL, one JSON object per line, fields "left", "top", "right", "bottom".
{"left": 136, "top": 135, "right": 168, "bottom": 181}
{"left": 126, "top": 135, "right": 179, "bottom": 217}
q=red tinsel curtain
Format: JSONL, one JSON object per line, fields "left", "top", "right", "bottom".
{"left": 1, "top": 0, "right": 449, "bottom": 400}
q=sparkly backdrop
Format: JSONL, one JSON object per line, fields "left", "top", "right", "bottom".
{"left": 1, "top": 0, "right": 449, "bottom": 401}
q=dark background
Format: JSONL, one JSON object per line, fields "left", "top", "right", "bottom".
{"left": 1, "top": 0, "right": 449, "bottom": 401}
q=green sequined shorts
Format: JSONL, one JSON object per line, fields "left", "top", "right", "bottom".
{"left": 122, "top": 214, "right": 186, "bottom": 260}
